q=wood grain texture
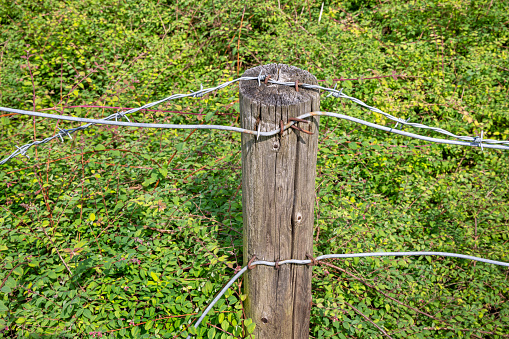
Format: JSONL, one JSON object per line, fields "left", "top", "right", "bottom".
{"left": 240, "top": 64, "right": 320, "bottom": 339}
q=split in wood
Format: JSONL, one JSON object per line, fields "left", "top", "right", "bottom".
{"left": 248, "top": 255, "right": 257, "bottom": 270}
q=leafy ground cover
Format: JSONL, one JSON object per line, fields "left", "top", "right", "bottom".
{"left": 0, "top": 0, "right": 508, "bottom": 338}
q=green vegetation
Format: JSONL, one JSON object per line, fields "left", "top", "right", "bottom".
{"left": 1, "top": 0, "right": 508, "bottom": 337}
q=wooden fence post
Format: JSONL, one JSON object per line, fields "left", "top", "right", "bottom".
{"left": 240, "top": 64, "right": 320, "bottom": 338}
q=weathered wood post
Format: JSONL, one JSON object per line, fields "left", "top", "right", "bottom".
{"left": 240, "top": 64, "right": 320, "bottom": 338}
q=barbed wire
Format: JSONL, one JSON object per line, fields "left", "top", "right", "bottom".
{"left": 1, "top": 108, "right": 508, "bottom": 168}
{"left": 187, "top": 251, "right": 509, "bottom": 339}
{"left": 3, "top": 75, "right": 509, "bottom": 337}
{"left": 2, "top": 75, "right": 509, "bottom": 165}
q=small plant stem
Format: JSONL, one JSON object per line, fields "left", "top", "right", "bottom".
{"left": 237, "top": 6, "right": 246, "bottom": 76}
{"left": 344, "top": 301, "right": 394, "bottom": 338}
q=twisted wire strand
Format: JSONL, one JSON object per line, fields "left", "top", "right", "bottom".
{"left": 186, "top": 251, "right": 509, "bottom": 338}
{"left": 2, "top": 75, "right": 508, "bottom": 165}
{"left": 0, "top": 76, "right": 255, "bottom": 165}
{"left": 1, "top": 109, "right": 508, "bottom": 167}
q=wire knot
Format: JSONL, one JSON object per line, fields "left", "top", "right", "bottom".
{"left": 274, "top": 260, "right": 280, "bottom": 270}
{"left": 326, "top": 83, "right": 343, "bottom": 98}
{"left": 15, "top": 145, "right": 30, "bottom": 159}
{"left": 115, "top": 112, "right": 131, "bottom": 122}
{"left": 247, "top": 255, "right": 257, "bottom": 270}
{"left": 257, "top": 70, "right": 266, "bottom": 86}
{"left": 474, "top": 130, "right": 484, "bottom": 151}
{"left": 57, "top": 128, "right": 73, "bottom": 142}
{"left": 394, "top": 118, "right": 409, "bottom": 130}
{"left": 191, "top": 84, "right": 204, "bottom": 98}
{"left": 306, "top": 253, "right": 318, "bottom": 266}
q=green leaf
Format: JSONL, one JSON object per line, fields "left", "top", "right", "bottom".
{"left": 220, "top": 320, "right": 229, "bottom": 331}
{"left": 246, "top": 322, "right": 256, "bottom": 334}
{"left": 13, "top": 266, "right": 23, "bottom": 276}
{"left": 89, "top": 213, "right": 96, "bottom": 222}
{"left": 159, "top": 167, "right": 168, "bottom": 177}
{"left": 145, "top": 320, "right": 153, "bottom": 330}
{"left": 205, "top": 110, "right": 215, "bottom": 122}
{"left": 0, "top": 301, "right": 8, "bottom": 312}
{"left": 176, "top": 142, "right": 185, "bottom": 152}
{"left": 150, "top": 271, "right": 160, "bottom": 282}
{"left": 348, "top": 142, "right": 358, "bottom": 150}
{"left": 83, "top": 309, "right": 92, "bottom": 319}
{"left": 95, "top": 144, "right": 106, "bottom": 151}
{"left": 131, "top": 325, "right": 139, "bottom": 336}
{"left": 188, "top": 326, "right": 197, "bottom": 335}
{"left": 28, "top": 260, "right": 39, "bottom": 267}
{"left": 218, "top": 312, "right": 224, "bottom": 324}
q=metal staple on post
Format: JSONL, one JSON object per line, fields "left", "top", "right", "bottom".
{"left": 247, "top": 255, "right": 257, "bottom": 270}
{"left": 186, "top": 251, "right": 509, "bottom": 339}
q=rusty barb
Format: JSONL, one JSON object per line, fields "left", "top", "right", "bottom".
{"left": 278, "top": 117, "right": 313, "bottom": 137}
{"left": 290, "top": 117, "right": 312, "bottom": 135}
{"left": 291, "top": 125, "right": 313, "bottom": 135}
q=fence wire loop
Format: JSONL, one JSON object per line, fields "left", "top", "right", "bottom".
{"left": 247, "top": 255, "right": 257, "bottom": 270}
{"left": 306, "top": 253, "right": 317, "bottom": 266}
